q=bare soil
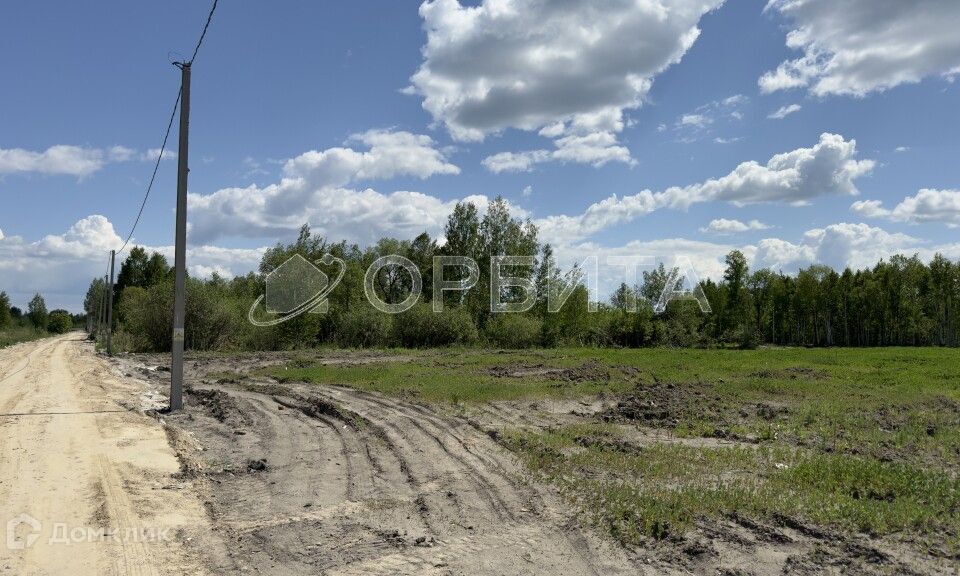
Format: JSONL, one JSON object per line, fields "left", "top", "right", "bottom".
{"left": 0, "top": 335, "right": 218, "bottom": 576}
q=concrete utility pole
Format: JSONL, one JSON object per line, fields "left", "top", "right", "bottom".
{"left": 170, "top": 62, "right": 191, "bottom": 412}
{"left": 106, "top": 250, "right": 115, "bottom": 356}
{"left": 99, "top": 274, "right": 108, "bottom": 342}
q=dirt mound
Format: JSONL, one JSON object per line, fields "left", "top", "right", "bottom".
{"left": 489, "top": 360, "right": 611, "bottom": 383}
{"left": 604, "top": 380, "right": 727, "bottom": 428}
{"left": 750, "top": 366, "right": 828, "bottom": 380}
{"left": 188, "top": 387, "right": 251, "bottom": 426}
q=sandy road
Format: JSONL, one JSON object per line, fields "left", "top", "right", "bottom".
{"left": 0, "top": 334, "right": 211, "bottom": 576}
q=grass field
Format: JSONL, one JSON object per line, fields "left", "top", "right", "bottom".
{"left": 265, "top": 347, "right": 960, "bottom": 552}
{"left": 0, "top": 327, "right": 47, "bottom": 349}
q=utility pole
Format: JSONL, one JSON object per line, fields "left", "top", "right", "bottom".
{"left": 170, "top": 62, "right": 191, "bottom": 412}
{"left": 99, "top": 274, "right": 108, "bottom": 343}
{"left": 106, "top": 250, "right": 116, "bottom": 356}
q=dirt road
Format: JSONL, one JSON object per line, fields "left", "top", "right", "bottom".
{"left": 0, "top": 335, "right": 212, "bottom": 576}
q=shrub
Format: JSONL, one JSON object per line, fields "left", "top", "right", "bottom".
{"left": 47, "top": 310, "right": 74, "bottom": 334}
{"left": 337, "top": 306, "right": 393, "bottom": 347}
{"left": 484, "top": 313, "right": 542, "bottom": 348}
{"left": 393, "top": 304, "right": 478, "bottom": 347}
{"left": 117, "top": 280, "right": 238, "bottom": 352}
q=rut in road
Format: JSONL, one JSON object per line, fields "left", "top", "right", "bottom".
{"left": 162, "top": 375, "right": 646, "bottom": 576}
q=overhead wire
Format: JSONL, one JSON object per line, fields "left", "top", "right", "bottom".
{"left": 114, "top": 90, "right": 180, "bottom": 256}
{"left": 189, "top": 0, "right": 219, "bottom": 64}
{"left": 112, "top": 0, "right": 219, "bottom": 255}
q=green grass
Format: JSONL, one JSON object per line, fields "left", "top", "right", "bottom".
{"left": 0, "top": 327, "right": 47, "bottom": 349}
{"left": 501, "top": 424, "right": 960, "bottom": 546}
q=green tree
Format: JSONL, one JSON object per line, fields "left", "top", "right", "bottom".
{"left": 27, "top": 294, "right": 48, "bottom": 331}
{"left": 0, "top": 291, "right": 11, "bottom": 328}
{"left": 115, "top": 247, "right": 171, "bottom": 298}
{"left": 47, "top": 310, "right": 73, "bottom": 334}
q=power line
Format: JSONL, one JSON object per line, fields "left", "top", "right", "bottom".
{"left": 115, "top": 89, "right": 181, "bottom": 256}
{"left": 113, "top": 0, "right": 219, "bottom": 256}
{"left": 189, "top": 0, "right": 219, "bottom": 64}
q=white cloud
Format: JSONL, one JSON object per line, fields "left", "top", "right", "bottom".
{"left": 521, "top": 185, "right": 533, "bottom": 198}
{"left": 760, "top": 0, "right": 960, "bottom": 96}
{"left": 559, "top": 220, "right": 959, "bottom": 299}
{"left": 189, "top": 183, "right": 503, "bottom": 246}
{"left": 484, "top": 131, "right": 635, "bottom": 173}
{"left": 0, "top": 145, "right": 107, "bottom": 177}
{"left": 537, "top": 133, "right": 873, "bottom": 244}
{"left": 0, "top": 144, "right": 177, "bottom": 178}
{"left": 187, "top": 129, "right": 530, "bottom": 245}
{"left": 283, "top": 129, "right": 459, "bottom": 188}
{"left": 700, "top": 218, "right": 771, "bottom": 234}
{"left": 482, "top": 150, "right": 552, "bottom": 173}
{"left": 409, "top": 0, "right": 723, "bottom": 141}
{"left": 681, "top": 114, "right": 711, "bottom": 128}
{"left": 108, "top": 146, "right": 137, "bottom": 162}
{"left": 141, "top": 148, "right": 177, "bottom": 162}
{"left": 0, "top": 215, "right": 266, "bottom": 311}
{"left": 754, "top": 222, "right": 924, "bottom": 272}
{"left": 895, "top": 146, "right": 910, "bottom": 153}
{"left": 852, "top": 189, "right": 960, "bottom": 227}
{"left": 410, "top": 0, "right": 725, "bottom": 168}
{"left": 671, "top": 95, "right": 748, "bottom": 143}
{"left": 768, "top": 103, "right": 802, "bottom": 119}
{"left": 555, "top": 237, "right": 744, "bottom": 298}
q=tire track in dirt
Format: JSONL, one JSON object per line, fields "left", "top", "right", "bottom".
{"left": 340, "top": 391, "right": 519, "bottom": 524}
{"left": 148, "top": 369, "right": 643, "bottom": 576}
{"left": 312, "top": 387, "right": 616, "bottom": 575}
{"left": 170, "top": 384, "right": 437, "bottom": 575}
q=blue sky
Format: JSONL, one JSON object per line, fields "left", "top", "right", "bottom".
{"left": 2, "top": 0, "right": 959, "bottom": 311}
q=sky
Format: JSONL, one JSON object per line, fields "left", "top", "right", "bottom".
{"left": 2, "top": 0, "right": 959, "bottom": 312}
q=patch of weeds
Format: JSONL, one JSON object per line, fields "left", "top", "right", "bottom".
{"left": 501, "top": 425, "right": 960, "bottom": 547}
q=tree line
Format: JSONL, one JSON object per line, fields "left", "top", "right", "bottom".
{"left": 0, "top": 291, "right": 79, "bottom": 341}
{"left": 86, "top": 198, "right": 960, "bottom": 352}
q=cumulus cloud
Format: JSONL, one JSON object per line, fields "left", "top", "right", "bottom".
{"left": 537, "top": 133, "right": 873, "bottom": 244}
{"left": 753, "top": 222, "right": 925, "bottom": 272}
{"left": 768, "top": 104, "right": 802, "bottom": 119}
{"left": 409, "top": 0, "right": 722, "bottom": 140}
{"left": 482, "top": 131, "right": 633, "bottom": 173}
{"left": 0, "top": 145, "right": 108, "bottom": 177}
{"left": 760, "top": 0, "right": 960, "bottom": 96}
{"left": 554, "top": 237, "right": 744, "bottom": 298}
{"left": 558, "top": 221, "right": 958, "bottom": 299}
{"left": 0, "top": 215, "right": 266, "bottom": 311}
{"left": 852, "top": 189, "right": 960, "bottom": 227}
{"left": 700, "top": 218, "right": 771, "bottom": 234}
{"left": 410, "top": 0, "right": 724, "bottom": 168}
{"left": 283, "top": 129, "right": 459, "bottom": 188}
{"left": 188, "top": 129, "right": 492, "bottom": 244}
{"left": 0, "top": 144, "right": 178, "bottom": 178}
{"left": 482, "top": 150, "right": 552, "bottom": 173}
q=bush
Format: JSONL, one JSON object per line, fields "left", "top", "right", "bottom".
{"left": 393, "top": 304, "right": 478, "bottom": 347}
{"left": 484, "top": 313, "right": 542, "bottom": 348}
{"left": 47, "top": 310, "right": 73, "bottom": 334}
{"left": 337, "top": 306, "right": 393, "bottom": 347}
{"left": 117, "top": 280, "right": 238, "bottom": 352}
